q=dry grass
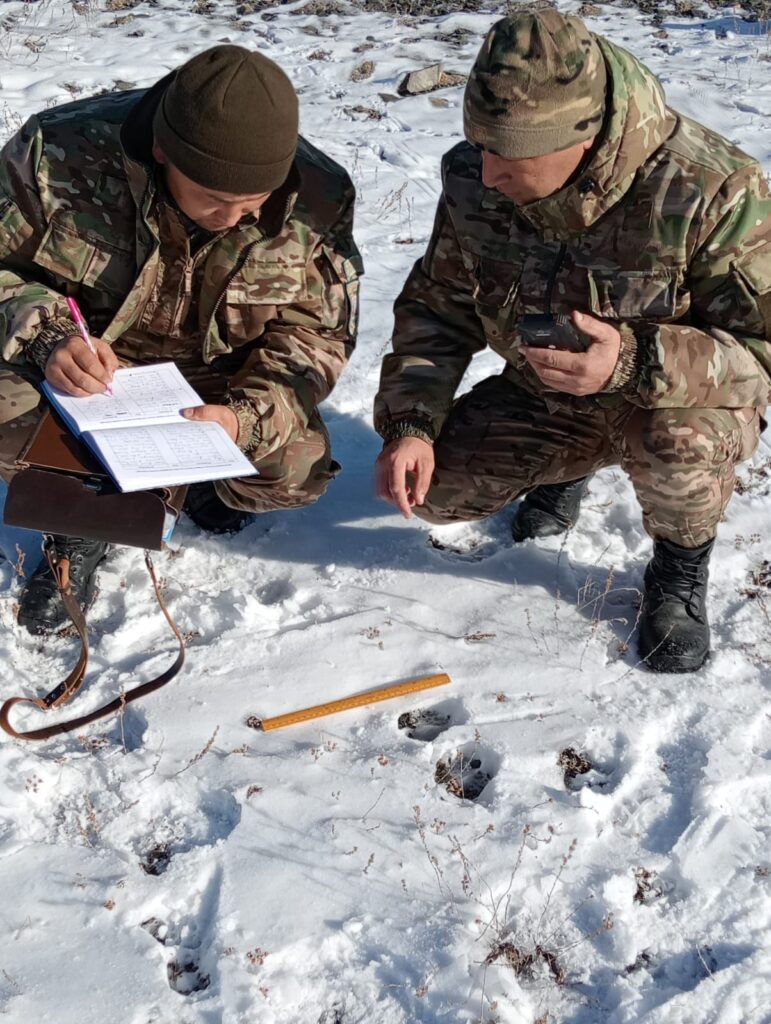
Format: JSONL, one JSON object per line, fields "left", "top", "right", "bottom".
{"left": 351, "top": 58, "right": 374, "bottom": 81}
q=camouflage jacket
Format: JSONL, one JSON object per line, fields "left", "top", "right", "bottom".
{"left": 375, "top": 38, "right": 771, "bottom": 445}
{"left": 0, "top": 80, "right": 362, "bottom": 457}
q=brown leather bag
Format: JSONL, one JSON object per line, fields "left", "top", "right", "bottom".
{"left": 1, "top": 411, "right": 187, "bottom": 741}
{"left": 5, "top": 410, "right": 186, "bottom": 550}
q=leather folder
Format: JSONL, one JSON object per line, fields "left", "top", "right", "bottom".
{"left": 4, "top": 410, "right": 186, "bottom": 551}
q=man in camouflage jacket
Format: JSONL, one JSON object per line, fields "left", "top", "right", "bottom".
{"left": 374, "top": 11, "right": 770, "bottom": 672}
{"left": 0, "top": 45, "right": 362, "bottom": 634}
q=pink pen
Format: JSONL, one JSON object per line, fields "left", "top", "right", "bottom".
{"left": 66, "top": 296, "right": 113, "bottom": 397}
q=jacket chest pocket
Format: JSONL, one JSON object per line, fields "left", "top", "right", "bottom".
{"left": 466, "top": 253, "right": 522, "bottom": 347}
{"left": 586, "top": 269, "right": 681, "bottom": 321}
{"left": 222, "top": 259, "right": 308, "bottom": 344}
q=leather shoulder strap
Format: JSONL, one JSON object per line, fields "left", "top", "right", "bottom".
{"left": 0, "top": 550, "right": 185, "bottom": 741}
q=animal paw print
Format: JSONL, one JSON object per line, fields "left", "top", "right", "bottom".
{"left": 435, "top": 744, "right": 495, "bottom": 801}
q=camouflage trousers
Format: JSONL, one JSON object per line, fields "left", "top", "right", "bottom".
{"left": 416, "top": 373, "right": 761, "bottom": 547}
{"left": 0, "top": 363, "right": 338, "bottom": 514}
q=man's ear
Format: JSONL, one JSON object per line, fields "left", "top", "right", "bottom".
{"left": 152, "top": 141, "right": 167, "bottom": 165}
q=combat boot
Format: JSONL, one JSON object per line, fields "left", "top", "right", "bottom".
{"left": 639, "top": 538, "right": 713, "bottom": 673}
{"left": 184, "top": 481, "right": 253, "bottom": 534}
{"left": 511, "top": 476, "right": 590, "bottom": 542}
{"left": 18, "top": 535, "right": 109, "bottom": 636}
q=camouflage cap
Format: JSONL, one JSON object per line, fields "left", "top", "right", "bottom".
{"left": 464, "top": 10, "right": 607, "bottom": 159}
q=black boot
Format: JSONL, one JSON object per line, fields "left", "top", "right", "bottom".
{"left": 639, "top": 537, "right": 713, "bottom": 673}
{"left": 511, "top": 476, "right": 590, "bottom": 542}
{"left": 18, "top": 535, "right": 109, "bottom": 636}
{"left": 183, "top": 481, "right": 253, "bottom": 534}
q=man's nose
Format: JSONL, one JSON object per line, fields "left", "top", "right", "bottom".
{"left": 481, "top": 154, "right": 506, "bottom": 189}
{"left": 220, "top": 208, "right": 243, "bottom": 228}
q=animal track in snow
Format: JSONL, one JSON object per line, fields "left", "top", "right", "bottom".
{"left": 435, "top": 741, "right": 499, "bottom": 802}
{"left": 399, "top": 707, "right": 451, "bottom": 741}
{"left": 398, "top": 698, "right": 467, "bottom": 741}
{"left": 258, "top": 577, "right": 297, "bottom": 605}
{"left": 142, "top": 914, "right": 211, "bottom": 994}
{"left": 646, "top": 732, "right": 709, "bottom": 854}
{"left": 317, "top": 1006, "right": 345, "bottom": 1024}
{"left": 129, "top": 787, "right": 242, "bottom": 874}
{"left": 559, "top": 747, "right": 614, "bottom": 793}
{"left": 140, "top": 865, "right": 223, "bottom": 997}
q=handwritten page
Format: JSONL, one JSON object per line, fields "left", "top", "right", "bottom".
{"left": 85, "top": 421, "right": 257, "bottom": 492}
{"left": 43, "top": 363, "right": 202, "bottom": 433}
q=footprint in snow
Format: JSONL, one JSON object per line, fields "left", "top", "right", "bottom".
{"left": 558, "top": 746, "right": 615, "bottom": 792}
{"left": 166, "top": 956, "right": 210, "bottom": 996}
{"left": 398, "top": 698, "right": 468, "bottom": 741}
{"left": 258, "top": 577, "right": 296, "bottom": 605}
{"left": 398, "top": 706, "right": 452, "bottom": 741}
{"left": 140, "top": 842, "right": 172, "bottom": 876}
{"left": 142, "top": 915, "right": 211, "bottom": 996}
{"left": 317, "top": 1007, "right": 344, "bottom": 1024}
{"left": 435, "top": 742, "right": 498, "bottom": 801}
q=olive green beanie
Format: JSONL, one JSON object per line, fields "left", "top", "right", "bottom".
{"left": 153, "top": 44, "right": 299, "bottom": 194}
{"left": 464, "top": 11, "right": 606, "bottom": 159}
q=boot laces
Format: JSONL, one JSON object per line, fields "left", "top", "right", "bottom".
{"left": 50, "top": 537, "right": 105, "bottom": 579}
{"left": 650, "top": 551, "right": 707, "bottom": 616}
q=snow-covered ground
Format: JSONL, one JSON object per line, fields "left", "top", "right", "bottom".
{"left": 0, "top": 1, "right": 770, "bottom": 1022}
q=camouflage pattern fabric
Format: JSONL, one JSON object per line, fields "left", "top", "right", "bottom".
{"left": 215, "top": 411, "right": 340, "bottom": 513}
{"left": 375, "top": 34, "right": 771, "bottom": 543}
{"left": 0, "top": 365, "right": 41, "bottom": 481}
{"left": 376, "top": 37, "right": 771, "bottom": 444}
{"left": 417, "top": 372, "right": 760, "bottom": 548}
{"left": 464, "top": 11, "right": 607, "bottom": 159}
{"left": 0, "top": 86, "right": 362, "bottom": 503}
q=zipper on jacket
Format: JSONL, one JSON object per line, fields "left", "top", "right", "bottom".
{"left": 206, "top": 190, "right": 293, "bottom": 338}
{"left": 207, "top": 236, "right": 263, "bottom": 333}
{"left": 170, "top": 255, "right": 196, "bottom": 333}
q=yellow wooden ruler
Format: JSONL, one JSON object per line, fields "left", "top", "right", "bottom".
{"left": 257, "top": 672, "right": 451, "bottom": 732}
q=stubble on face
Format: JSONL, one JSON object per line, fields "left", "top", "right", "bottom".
{"left": 481, "top": 138, "right": 595, "bottom": 205}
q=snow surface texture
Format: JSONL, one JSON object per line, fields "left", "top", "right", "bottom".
{"left": 0, "top": 2, "right": 770, "bottom": 1022}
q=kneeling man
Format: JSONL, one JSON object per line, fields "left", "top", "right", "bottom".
{"left": 375, "top": 11, "right": 770, "bottom": 672}
{"left": 0, "top": 44, "right": 362, "bottom": 634}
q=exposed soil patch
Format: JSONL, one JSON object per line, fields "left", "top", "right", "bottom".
{"left": 740, "top": 561, "right": 771, "bottom": 602}
{"left": 355, "top": 0, "right": 485, "bottom": 13}
{"left": 140, "top": 841, "right": 172, "bottom": 876}
{"left": 230, "top": 0, "right": 768, "bottom": 21}
{"left": 735, "top": 458, "right": 771, "bottom": 498}
{"left": 558, "top": 746, "right": 593, "bottom": 788}
{"left": 485, "top": 941, "right": 566, "bottom": 985}
{"left": 633, "top": 866, "right": 665, "bottom": 905}
{"left": 351, "top": 58, "right": 375, "bottom": 80}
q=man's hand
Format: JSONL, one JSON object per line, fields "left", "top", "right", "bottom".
{"left": 45, "top": 334, "right": 119, "bottom": 396}
{"left": 521, "top": 311, "right": 622, "bottom": 396}
{"left": 375, "top": 436, "right": 434, "bottom": 519}
{"left": 182, "top": 404, "right": 239, "bottom": 443}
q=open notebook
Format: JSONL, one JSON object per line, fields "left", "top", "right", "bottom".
{"left": 42, "top": 362, "right": 257, "bottom": 492}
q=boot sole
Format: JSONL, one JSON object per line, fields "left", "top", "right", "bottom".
{"left": 640, "top": 646, "right": 710, "bottom": 674}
